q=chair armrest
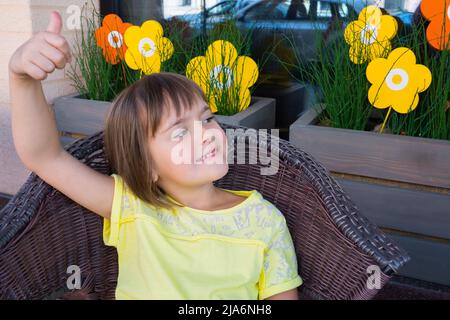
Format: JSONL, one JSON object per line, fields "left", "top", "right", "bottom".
{"left": 0, "top": 131, "right": 105, "bottom": 248}
{"left": 277, "top": 138, "right": 411, "bottom": 276}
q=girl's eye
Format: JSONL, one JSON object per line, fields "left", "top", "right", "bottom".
{"left": 172, "top": 128, "right": 188, "bottom": 139}
{"left": 203, "top": 116, "right": 215, "bottom": 124}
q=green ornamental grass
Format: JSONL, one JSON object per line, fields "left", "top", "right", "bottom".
{"left": 68, "top": 6, "right": 276, "bottom": 117}
{"left": 279, "top": 6, "right": 449, "bottom": 141}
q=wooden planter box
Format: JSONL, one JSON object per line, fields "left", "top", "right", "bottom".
{"left": 290, "top": 105, "right": 450, "bottom": 287}
{"left": 214, "top": 96, "right": 276, "bottom": 129}
{"left": 252, "top": 82, "right": 310, "bottom": 126}
{"left": 53, "top": 94, "right": 276, "bottom": 146}
{"left": 252, "top": 82, "right": 318, "bottom": 139}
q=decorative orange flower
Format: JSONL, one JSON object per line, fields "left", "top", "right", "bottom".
{"left": 421, "top": 0, "right": 450, "bottom": 50}
{"left": 95, "top": 14, "right": 132, "bottom": 64}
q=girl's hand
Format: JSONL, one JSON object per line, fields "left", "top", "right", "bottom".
{"left": 8, "top": 11, "right": 72, "bottom": 81}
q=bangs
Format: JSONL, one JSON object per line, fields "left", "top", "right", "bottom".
{"left": 135, "top": 72, "right": 207, "bottom": 137}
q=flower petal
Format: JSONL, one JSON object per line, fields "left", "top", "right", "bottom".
{"left": 420, "top": 0, "right": 448, "bottom": 21}
{"left": 124, "top": 26, "right": 143, "bottom": 48}
{"left": 367, "top": 40, "right": 391, "bottom": 61}
{"left": 186, "top": 56, "right": 208, "bottom": 93}
{"left": 237, "top": 88, "right": 251, "bottom": 112}
{"left": 141, "top": 20, "right": 164, "bottom": 40}
{"left": 234, "top": 56, "right": 258, "bottom": 90}
{"left": 412, "top": 64, "right": 432, "bottom": 92}
{"left": 359, "top": 5, "right": 382, "bottom": 25}
{"left": 378, "top": 15, "right": 398, "bottom": 40}
{"left": 125, "top": 49, "right": 140, "bottom": 70}
{"left": 344, "top": 20, "right": 364, "bottom": 45}
{"left": 95, "top": 26, "right": 108, "bottom": 49}
{"left": 366, "top": 57, "right": 389, "bottom": 85}
{"left": 209, "top": 96, "right": 218, "bottom": 113}
{"left": 349, "top": 43, "right": 368, "bottom": 64}
{"left": 386, "top": 47, "right": 416, "bottom": 68}
{"left": 205, "top": 40, "right": 238, "bottom": 70}
{"left": 391, "top": 88, "right": 420, "bottom": 114}
{"left": 159, "top": 37, "right": 174, "bottom": 62}
{"left": 103, "top": 14, "right": 124, "bottom": 31}
{"left": 426, "top": 19, "right": 450, "bottom": 50}
{"left": 368, "top": 83, "right": 391, "bottom": 110}
{"left": 141, "top": 55, "right": 161, "bottom": 74}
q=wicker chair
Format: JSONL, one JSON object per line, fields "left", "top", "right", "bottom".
{"left": 0, "top": 124, "right": 410, "bottom": 300}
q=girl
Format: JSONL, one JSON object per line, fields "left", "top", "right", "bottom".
{"left": 8, "top": 11, "right": 302, "bottom": 300}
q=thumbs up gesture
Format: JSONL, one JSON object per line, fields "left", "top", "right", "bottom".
{"left": 9, "top": 11, "right": 72, "bottom": 80}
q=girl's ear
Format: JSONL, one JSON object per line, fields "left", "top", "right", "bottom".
{"left": 152, "top": 171, "right": 159, "bottom": 183}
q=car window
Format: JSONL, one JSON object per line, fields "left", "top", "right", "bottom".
{"left": 242, "top": 0, "right": 288, "bottom": 21}
{"left": 285, "top": 0, "right": 311, "bottom": 20}
{"left": 338, "top": 3, "right": 349, "bottom": 18}
{"left": 316, "top": 0, "right": 332, "bottom": 18}
{"left": 208, "top": 0, "right": 236, "bottom": 16}
{"left": 240, "top": 0, "right": 353, "bottom": 22}
{"left": 306, "top": 1, "right": 354, "bottom": 20}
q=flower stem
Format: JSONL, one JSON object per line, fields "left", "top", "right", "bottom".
{"left": 380, "top": 107, "right": 392, "bottom": 134}
{"left": 121, "top": 63, "right": 127, "bottom": 87}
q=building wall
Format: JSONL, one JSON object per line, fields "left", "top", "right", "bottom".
{"left": 0, "top": 0, "right": 99, "bottom": 195}
{"left": 403, "top": 0, "right": 421, "bottom": 12}
{"left": 164, "top": 0, "right": 220, "bottom": 18}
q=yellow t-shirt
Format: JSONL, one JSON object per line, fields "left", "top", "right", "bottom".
{"left": 103, "top": 173, "right": 303, "bottom": 300}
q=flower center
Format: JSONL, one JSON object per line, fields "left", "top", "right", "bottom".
{"left": 360, "top": 24, "right": 378, "bottom": 45}
{"left": 392, "top": 74, "right": 402, "bottom": 84}
{"left": 386, "top": 68, "right": 409, "bottom": 91}
{"left": 138, "top": 38, "right": 156, "bottom": 57}
{"left": 107, "top": 31, "right": 123, "bottom": 49}
{"left": 210, "top": 65, "right": 234, "bottom": 90}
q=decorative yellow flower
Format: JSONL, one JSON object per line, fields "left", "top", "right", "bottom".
{"left": 344, "top": 5, "right": 398, "bottom": 64}
{"left": 186, "top": 40, "right": 258, "bottom": 114}
{"left": 366, "top": 47, "right": 432, "bottom": 114}
{"left": 124, "top": 20, "right": 174, "bottom": 74}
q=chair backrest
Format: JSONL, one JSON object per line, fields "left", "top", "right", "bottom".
{"left": 0, "top": 125, "right": 409, "bottom": 299}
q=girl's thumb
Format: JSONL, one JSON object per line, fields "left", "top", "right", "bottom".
{"left": 46, "top": 11, "right": 62, "bottom": 34}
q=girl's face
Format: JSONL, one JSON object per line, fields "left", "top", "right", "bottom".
{"left": 148, "top": 97, "right": 229, "bottom": 190}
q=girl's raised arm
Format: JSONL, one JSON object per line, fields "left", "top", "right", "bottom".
{"left": 8, "top": 11, "right": 114, "bottom": 219}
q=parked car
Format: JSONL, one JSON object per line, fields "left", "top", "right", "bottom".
{"left": 176, "top": 0, "right": 240, "bottom": 28}
{"left": 235, "top": 0, "right": 411, "bottom": 58}
{"left": 177, "top": 1, "right": 410, "bottom": 52}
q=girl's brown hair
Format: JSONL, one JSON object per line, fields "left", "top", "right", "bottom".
{"left": 104, "top": 72, "right": 207, "bottom": 208}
